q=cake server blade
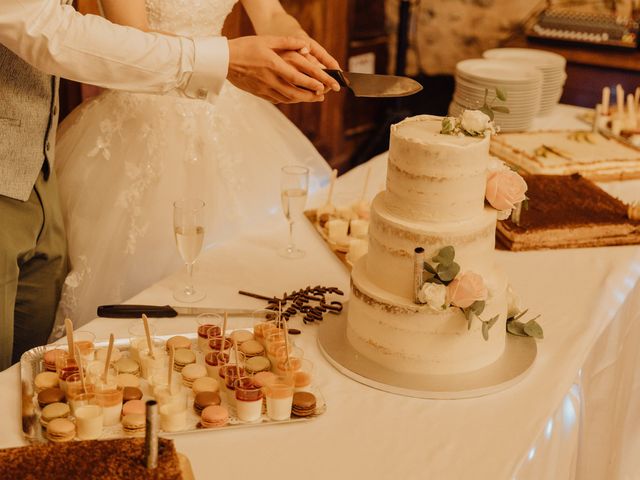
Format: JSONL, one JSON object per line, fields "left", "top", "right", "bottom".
{"left": 97, "top": 304, "right": 266, "bottom": 318}
{"left": 325, "top": 70, "right": 423, "bottom": 97}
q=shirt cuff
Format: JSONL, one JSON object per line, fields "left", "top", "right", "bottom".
{"left": 184, "top": 36, "right": 229, "bottom": 100}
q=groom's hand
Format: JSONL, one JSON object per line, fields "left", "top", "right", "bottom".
{"left": 228, "top": 36, "right": 326, "bottom": 104}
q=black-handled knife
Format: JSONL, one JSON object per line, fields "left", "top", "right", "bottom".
{"left": 97, "top": 304, "right": 264, "bottom": 318}
{"left": 324, "top": 69, "right": 423, "bottom": 97}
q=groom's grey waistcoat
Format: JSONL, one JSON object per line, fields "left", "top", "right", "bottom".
{"left": 0, "top": 43, "right": 60, "bottom": 202}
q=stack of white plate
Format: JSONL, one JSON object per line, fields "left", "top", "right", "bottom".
{"left": 451, "top": 59, "right": 543, "bottom": 132}
{"left": 483, "top": 48, "right": 566, "bottom": 115}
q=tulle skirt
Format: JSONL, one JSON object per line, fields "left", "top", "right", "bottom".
{"left": 51, "top": 82, "right": 331, "bottom": 336}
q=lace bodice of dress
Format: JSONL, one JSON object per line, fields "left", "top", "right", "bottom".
{"left": 145, "top": 0, "right": 238, "bottom": 37}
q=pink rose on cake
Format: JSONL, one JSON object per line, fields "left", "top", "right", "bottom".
{"left": 447, "top": 272, "right": 488, "bottom": 309}
{"left": 485, "top": 170, "right": 527, "bottom": 211}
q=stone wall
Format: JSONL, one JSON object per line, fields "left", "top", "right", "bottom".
{"left": 385, "top": 0, "right": 635, "bottom": 76}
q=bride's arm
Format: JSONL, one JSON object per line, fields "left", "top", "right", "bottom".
{"left": 241, "top": 0, "right": 341, "bottom": 92}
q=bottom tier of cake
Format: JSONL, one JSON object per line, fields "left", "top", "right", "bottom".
{"left": 346, "top": 257, "right": 509, "bottom": 376}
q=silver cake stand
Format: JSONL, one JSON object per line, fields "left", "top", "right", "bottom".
{"left": 317, "top": 302, "right": 537, "bottom": 399}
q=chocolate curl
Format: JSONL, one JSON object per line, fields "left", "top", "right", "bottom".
{"left": 144, "top": 400, "right": 159, "bottom": 469}
{"left": 414, "top": 247, "right": 425, "bottom": 304}
{"left": 511, "top": 202, "right": 523, "bottom": 226}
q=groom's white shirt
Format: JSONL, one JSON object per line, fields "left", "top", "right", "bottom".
{"left": 0, "top": 0, "right": 229, "bottom": 98}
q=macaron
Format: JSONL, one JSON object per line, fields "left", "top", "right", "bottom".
{"left": 47, "top": 418, "right": 75, "bottom": 442}
{"left": 43, "top": 349, "right": 65, "bottom": 372}
{"left": 191, "top": 377, "right": 219, "bottom": 395}
{"left": 122, "top": 386, "right": 143, "bottom": 402}
{"left": 200, "top": 405, "right": 228, "bottom": 428}
{"left": 95, "top": 346, "right": 122, "bottom": 364}
{"left": 166, "top": 336, "right": 191, "bottom": 352}
{"left": 40, "top": 402, "right": 70, "bottom": 427}
{"left": 193, "top": 391, "right": 221, "bottom": 415}
{"left": 230, "top": 329, "right": 253, "bottom": 344}
{"left": 173, "top": 348, "right": 196, "bottom": 372}
{"left": 116, "top": 373, "right": 141, "bottom": 388}
{"left": 37, "top": 388, "right": 65, "bottom": 408}
{"left": 121, "top": 414, "right": 146, "bottom": 435}
{"left": 115, "top": 357, "right": 140, "bottom": 376}
{"left": 239, "top": 340, "right": 265, "bottom": 358}
{"left": 122, "top": 399, "right": 146, "bottom": 417}
{"left": 244, "top": 356, "right": 271, "bottom": 374}
{"left": 291, "top": 392, "right": 316, "bottom": 417}
{"left": 34, "top": 371, "right": 59, "bottom": 392}
{"left": 181, "top": 363, "right": 207, "bottom": 387}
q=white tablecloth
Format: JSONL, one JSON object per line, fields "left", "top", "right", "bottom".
{"left": 1, "top": 105, "right": 639, "bottom": 479}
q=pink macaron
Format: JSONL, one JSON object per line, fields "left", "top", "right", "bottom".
{"left": 201, "top": 405, "right": 229, "bottom": 428}
{"left": 121, "top": 399, "right": 146, "bottom": 417}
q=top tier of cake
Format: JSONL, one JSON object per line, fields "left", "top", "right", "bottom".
{"left": 386, "top": 115, "right": 490, "bottom": 223}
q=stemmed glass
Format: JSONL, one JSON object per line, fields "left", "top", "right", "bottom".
{"left": 173, "top": 198, "right": 206, "bottom": 302}
{"left": 279, "top": 165, "right": 309, "bottom": 259}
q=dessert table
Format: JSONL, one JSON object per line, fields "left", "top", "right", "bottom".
{"left": 1, "top": 105, "right": 640, "bottom": 479}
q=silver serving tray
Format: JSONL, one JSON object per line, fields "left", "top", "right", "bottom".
{"left": 21, "top": 331, "right": 326, "bottom": 443}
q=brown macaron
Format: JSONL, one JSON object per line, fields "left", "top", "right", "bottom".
{"left": 122, "top": 386, "right": 143, "bottom": 402}
{"left": 291, "top": 392, "right": 316, "bottom": 417}
{"left": 193, "top": 391, "right": 221, "bottom": 415}
{"left": 38, "top": 388, "right": 66, "bottom": 409}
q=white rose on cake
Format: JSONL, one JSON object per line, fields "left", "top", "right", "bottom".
{"left": 460, "top": 110, "right": 491, "bottom": 135}
{"left": 418, "top": 283, "right": 448, "bottom": 310}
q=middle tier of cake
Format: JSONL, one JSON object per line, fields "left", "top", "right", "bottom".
{"left": 367, "top": 192, "right": 498, "bottom": 299}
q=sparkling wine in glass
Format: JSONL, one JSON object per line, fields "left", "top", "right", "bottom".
{"left": 279, "top": 165, "right": 309, "bottom": 259}
{"left": 173, "top": 198, "right": 206, "bottom": 302}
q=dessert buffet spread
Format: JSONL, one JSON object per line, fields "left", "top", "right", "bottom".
{"left": 497, "top": 174, "right": 640, "bottom": 251}
{"left": 490, "top": 129, "right": 640, "bottom": 180}
{"left": 21, "top": 316, "right": 325, "bottom": 444}
{"left": 345, "top": 113, "right": 540, "bottom": 377}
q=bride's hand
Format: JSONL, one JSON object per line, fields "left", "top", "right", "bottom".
{"left": 228, "top": 35, "right": 326, "bottom": 104}
{"left": 279, "top": 50, "right": 340, "bottom": 94}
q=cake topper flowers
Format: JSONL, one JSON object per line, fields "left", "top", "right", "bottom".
{"left": 440, "top": 88, "right": 509, "bottom": 137}
{"left": 485, "top": 158, "right": 528, "bottom": 220}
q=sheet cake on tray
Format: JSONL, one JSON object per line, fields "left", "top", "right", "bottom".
{"left": 490, "top": 130, "right": 640, "bottom": 181}
{"left": 496, "top": 174, "right": 640, "bottom": 251}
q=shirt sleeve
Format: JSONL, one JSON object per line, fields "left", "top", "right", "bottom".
{"left": 0, "top": 0, "right": 229, "bottom": 97}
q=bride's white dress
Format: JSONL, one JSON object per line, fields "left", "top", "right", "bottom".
{"left": 51, "top": 0, "right": 331, "bottom": 336}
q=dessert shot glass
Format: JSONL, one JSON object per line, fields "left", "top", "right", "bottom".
{"left": 234, "top": 377, "right": 264, "bottom": 423}
{"left": 139, "top": 338, "right": 167, "bottom": 380}
{"left": 196, "top": 313, "right": 223, "bottom": 351}
{"left": 252, "top": 309, "right": 278, "bottom": 346}
{"left": 55, "top": 351, "right": 79, "bottom": 393}
{"left": 159, "top": 397, "right": 188, "bottom": 433}
{"left": 74, "top": 331, "right": 96, "bottom": 362}
{"left": 85, "top": 361, "right": 117, "bottom": 386}
{"left": 204, "top": 351, "right": 229, "bottom": 379}
{"left": 73, "top": 394, "right": 104, "bottom": 440}
{"left": 219, "top": 363, "right": 245, "bottom": 407}
{"left": 292, "top": 358, "right": 314, "bottom": 392}
{"left": 207, "top": 334, "right": 232, "bottom": 356}
{"left": 262, "top": 375, "right": 295, "bottom": 421}
{"left": 93, "top": 383, "right": 124, "bottom": 426}
{"left": 128, "top": 320, "right": 156, "bottom": 362}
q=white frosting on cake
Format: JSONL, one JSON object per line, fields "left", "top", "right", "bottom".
{"left": 346, "top": 114, "right": 509, "bottom": 376}
{"left": 348, "top": 258, "right": 508, "bottom": 375}
{"left": 367, "top": 192, "right": 497, "bottom": 298}
{"left": 386, "top": 115, "right": 490, "bottom": 223}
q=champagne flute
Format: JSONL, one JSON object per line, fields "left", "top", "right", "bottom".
{"left": 173, "top": 198, "right": 206, "bottom": 302}
{"left": 279, "top": 165, "right": 309, "bottom": 259}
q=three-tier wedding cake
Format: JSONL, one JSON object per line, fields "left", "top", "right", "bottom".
{"left": 346, "top": 114, "right": 518, "bottom": 376}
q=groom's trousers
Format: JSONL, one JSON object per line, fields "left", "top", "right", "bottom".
{"left": 0, "top": 169, "right": 67, "bottom": 371}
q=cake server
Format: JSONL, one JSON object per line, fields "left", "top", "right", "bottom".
{"left": 97, "top": 304, "right": 267, "bottom": 318}
{"left": 324, "top": 69, "right": 423, "bottom": 98}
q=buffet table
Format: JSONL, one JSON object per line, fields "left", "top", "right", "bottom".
{"left": 1, "top": 105, "right": 640, "bottom": 479}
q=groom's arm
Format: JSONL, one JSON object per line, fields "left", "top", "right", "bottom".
{"left": 0, "top": 0, "right": 226, "bottom": 98}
